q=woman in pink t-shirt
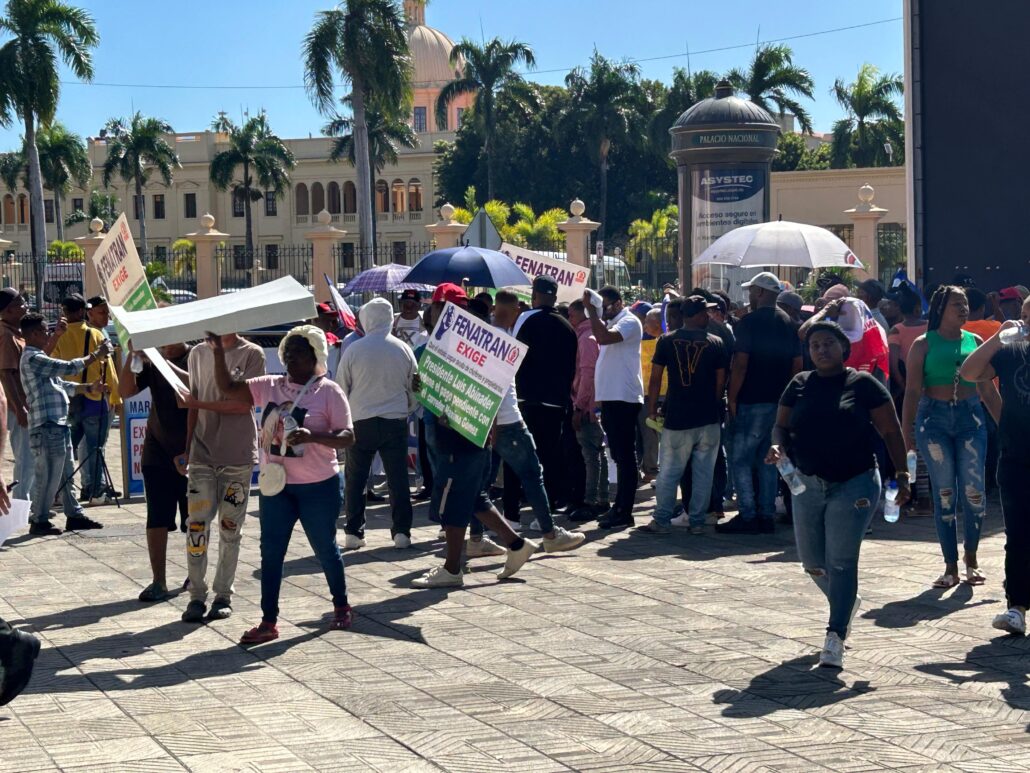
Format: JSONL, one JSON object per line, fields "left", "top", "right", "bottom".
{"left": 206, "top": 325, "right": 355, "bottom": 644}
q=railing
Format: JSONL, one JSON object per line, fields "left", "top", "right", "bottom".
{"left": 295, "top": 215, "right": 309, "bottom": 225}
{"left": 4, "top": 253, "right": 76, "bottom": 316}
{"left": 216, "top": 244, "right": 313, "bottom": 291}
{"left": 332, "top": 240, "right": 436, "bottom": 285}
{"left": 147, "top": 247, "right": 197, "bottom": 302}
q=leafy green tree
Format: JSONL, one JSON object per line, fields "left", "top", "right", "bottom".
{"left": 830, "top": 64, "right": 904, "bottom": 168}
{"left": 304, "top": 0, "right": 412, "bottom": 270}
{"left": 65, "top": 188, "right": 119, "bottom": 231}
{"left": 170, "top": 238, "right": 195, "bottom": 276}
{"left": 0, "top": 150, "right": 25, "bottom": 191}
{"left": 650, "top": 68, "right": 719, "bottom": 147}
{"left": 435, "top": 37, "right": 537, "bottom": 200}
{"left": 210, "top": 112, "right": 296, "bottom": 254}
{"left": 727, "top": 44, "right": 815, "bottom": 133}
{"left": 627, "top": 204, "right": 677, "bottom": 265}
{"left": 101, "top": 112, "right": 180, "bottom": 252}
{"left": 564, "top": 52, "right": 643, "bottom": 241}
{"left": 0, "top": 0, "right": 99, "bottom": 258}
{"left": 506, "top": 203, "right": 566, "bottom": 250}
{"left": 46, "top": 239, "right": 83, "bottom": 261}
{"left": 36, "top": 122, "right": 90, "bottom": 239}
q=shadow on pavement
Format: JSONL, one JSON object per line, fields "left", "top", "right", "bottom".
{"left": 861, "top": 584, "right": 1000, "bottom": 629}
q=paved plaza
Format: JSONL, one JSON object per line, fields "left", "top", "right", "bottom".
{"left": 1, "top": 436, "right": 1028, "bottom": 772}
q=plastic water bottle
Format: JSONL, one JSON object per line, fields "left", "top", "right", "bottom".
{"left": 776, "top": 457, "right": 806, "bottom": 495}
{"left": 884, "top": 480, "right": 900, "bottom": 522}
{"left": 906, "top": 450, "right": 917, "bottom": 481}
{"left": 999, "top": 321, "right": 1029, "bottom": 345}
{"left": 130, "top": 352, "right": 144, "bottom": 374}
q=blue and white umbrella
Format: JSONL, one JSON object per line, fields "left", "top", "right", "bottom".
{"left": 342, "top": 263, "right": 433, "bottom": 294}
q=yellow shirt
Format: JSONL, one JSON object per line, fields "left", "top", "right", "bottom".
{"left": 641, "top": 338, "right": 668, "bottom": 397}
{"left": 51, "top": 322, "right": 121, "bottom": 407}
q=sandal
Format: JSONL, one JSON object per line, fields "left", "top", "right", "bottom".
{"left": 137, "top": 582, "right": 171, "bottom": 603}
{"left": 964, "top": 567, "right": 986, "bottom": 586}
{"left": 932, "top": 573, "right": 960, "bottom": 588}
{"left": 240, "top": 621, "right": 279, "bottom": 645}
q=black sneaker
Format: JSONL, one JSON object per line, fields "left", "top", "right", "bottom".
{"left": 413, "top": 488, "right": 432, "bottom": 502}
{"left": 181, "top": 600, "right": 207, "bottom": 623}
{"left": 0, "top": 629, "right": 41, "bottom": 706}
{"left": 567, "top": 507, "right": 597, "bottom": 523}
{"left": 28, "top": 521, "right": 62, "bottom": 536}
{"left": 65, "top": 515, "right": 103, "bottom": 531}
{"left": 597, "top": 509, "right": 634, "bottom": 530}
{"left": 365, "top": 490, "right": 386, "bottom": 503}
{"left": 208, "top": 598, "right": 233, "bottom": 620}
{"left": 715, "top": 517, "right": 761, "bottom": 534}
{"left": 105, "top": 487, "right": 123, "bottom": 498}
{"left": 77, "top": 489, "right": 92, "bottom": 504}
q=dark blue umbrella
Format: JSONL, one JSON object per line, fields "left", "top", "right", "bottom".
{"left": 402, "top": 246, "right": 531, "bottom": 288}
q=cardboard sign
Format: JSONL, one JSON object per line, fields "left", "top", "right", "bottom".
{"left": 500, "top": 242, "right": 590, "bottom": 304}
{"left": 417, "top": 302, "right": 526, "bottom": 447}
{"left": 123, "top": 389, "right": 151, "bottom": 497}
{"left": 92, "top": 213, "right": 156, "bottom": 312}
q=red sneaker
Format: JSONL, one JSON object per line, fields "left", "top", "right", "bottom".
{"left": 330, "top": 605, "right": 353, "bottom": 630}
{"left": 240, "top": 621, "right": 279, "bottom": 644}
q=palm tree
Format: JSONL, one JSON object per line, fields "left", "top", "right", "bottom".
{"left": 830, "top": 64, "right": 904, "bottom": 169}
{"left": 0, "top": 150, "right": 25, "bottom": 192}
{"left": 0, "top": 0, "right": 98, "bottom": 259}
{"left": 564, "top": 51, "right": 642, "bottom": 242}
{"left": 435, "top": 37, "right": 537, "bottom": 200}
{"left": 304, "top": 0, "right": 412, "bottom": 271}
{"left": 100, "top": 112, "right": 180, "bottom": 253}
{"left": 210, "top": 112, "right": 296, "bottom": 254}
{"left": 727, "top": 44, "right": 815, "bottom": 134}
{"left": 627, "top": 204, "right": 677, "bottom": 266}
{"left": 506, "top": 203, "right": 566, "bottom": 250}
{"left": 651, "top": 68, "right": 719, "bottom": 146}
{"left": 36, "top": 122, "right": 91, "bottom": 239}
{"left": 65, "top": 188, "right": 119, "bottom": 231}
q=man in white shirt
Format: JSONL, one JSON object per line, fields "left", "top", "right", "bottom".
{"left": 583, "top": 286, "right": 644, "bottom": 529}
{"left": 392, "top": 289, "right": 428, "bottom": 349}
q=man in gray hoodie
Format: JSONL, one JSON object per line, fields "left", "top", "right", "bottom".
{"left": 336, "top": 298, "right": 418, "bottom": 549}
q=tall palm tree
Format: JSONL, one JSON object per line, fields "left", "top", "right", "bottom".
{"left": 651, "top": 68, "right": 719, "bottom": 146}
{"left": 506, "top": 203, "right": 566, "bottom": 250}
{"left": 304, "top": 0, "right": 412, "bottom": 271}
{"left": 0, "top": 150, "right": 25, "bottom": 192}
{"left": 435, "top": 37, "right": 537, "bottom": 201}
{"left": 830, "top": 64, "right": 904, "bottom": 169}
{"left": 727, "top": 44, "right": 815, "bottom": 134}
{"left": 210, "top": 112, "right": 296, "bottom": 254}
{"left": 564, "top": 51, "right": 642, "bottom": 242}
{"left": 0, "top": 0, "right": 98, "bottom": 259}
{"left": 36, "top": 121, "right": 91, "bottom": 239}
{"left": 100, "top": 112, "right": 180, "bottom": 253}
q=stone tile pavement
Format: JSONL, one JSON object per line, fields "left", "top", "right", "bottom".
{"left": 1, "top": 435, "right": 1028, "bottom": 771}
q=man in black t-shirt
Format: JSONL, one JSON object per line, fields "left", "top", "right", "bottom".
{"left": 720, "top": 272, "right": 802, "bottom": 534}
{"left": 638, "top": 297, "right": 728, "bottom": 535}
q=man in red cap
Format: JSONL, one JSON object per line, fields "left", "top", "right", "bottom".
{"left": 998, "top": 287, "right": 1024, "bottom": 322}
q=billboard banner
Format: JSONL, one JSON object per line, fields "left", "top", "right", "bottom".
{"left": 690, "top": 166, "right": 767, "bottom": 256}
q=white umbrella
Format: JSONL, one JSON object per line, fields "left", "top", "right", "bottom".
{"left": 694, "top": 220, "right": 864, "bottom": 269}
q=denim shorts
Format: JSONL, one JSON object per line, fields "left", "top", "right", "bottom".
{"left": 433, "top": 447, "right": 492, "bottom": 528}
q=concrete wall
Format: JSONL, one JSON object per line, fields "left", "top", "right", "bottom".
{"left": 770, "top": 166, "right": 906, "bottom": 227}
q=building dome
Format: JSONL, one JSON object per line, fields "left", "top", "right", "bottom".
{"left": 405, "top": 2, "right": 463, "bottom": 88}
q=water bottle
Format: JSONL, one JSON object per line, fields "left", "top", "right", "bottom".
{"left": 906, "top": 450, "right": 917, "bottom": 480}
{"left": 776, "top": 457, "right": 806, "bottom": 495}
{"left": 130, "top": 352, "right": 144, "bottom": 374}
{"left": 999, "top": 321, "right": 1029, "bottom": 345}
{"left": 884, "top": 480, "right": 900, "bottom": 522}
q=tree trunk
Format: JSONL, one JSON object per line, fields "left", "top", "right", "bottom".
{"left": 54, "top": 192, "right": 64, "bottom": 241}
{"left": 135, "top": 175, "right": 148, "bottom": 253}
{"left": 598, "top": 150, "right": 609, "bottom": 243}
{"left": 24, "top": 117, "right": 47, "bottom": 310}
{"left": 351, "top": 85, "right": 375, "bottom": 271}
{"left": 485, "top": 101, "right": 495, "bottom": 201}
{"left": 243, "top": 161, "right": 253, "bottom": 255}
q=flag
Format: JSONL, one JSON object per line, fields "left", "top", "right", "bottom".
{"left": 324, "top": 273, "right": 357, "bottom": 330}
{"left": 660, "top": 293, "right": 670, "bottom": 333}
{"left": 890, "top": 268, "right": 928, "bottom": 313}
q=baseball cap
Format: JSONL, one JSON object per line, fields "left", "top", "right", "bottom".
{"left": 399, "top": 289, "right": 422, "bottom": 302}
{"left": 531, "top": 275, "right": 558, "bottom": 296}
{"left": 86, "top": 295, "right": 107, "bottom": 309}
{"left": 0, "top": 288, "right": 19, "bottom": 311}
{"left": 998, "top": 287, "right": 1022, "bottom": 301}
{"left": 681, "top": 294, "right": 717, "bottom": 317}
{"left": 776, "top": 291, "right": 804, "bottom": 312}
{"left": 431, "top": 282, "right": 468, "bottom": 306}
{"left": 740, "top": 271, "right": 783, "bottom": 294}
{"left": 858, "top": 278, "right": 885, "bottom": 298}
{"left": 62, "top": 293, "right": 87, "bottom": 311}
{"left": 315, "top": 302, "right": 335, "bottom": 315}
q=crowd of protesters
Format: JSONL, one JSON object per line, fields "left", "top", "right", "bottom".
{"left": 2, "top": 268, "right": 1030, "bottom": 702}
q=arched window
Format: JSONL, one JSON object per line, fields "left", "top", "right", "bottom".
{"left": 295, "top": 183, "right": 309, "bottom": 216}
{"left": 2, "top": 195, "right": 13, "bottom": 226}
{"left": 17, "top": 194, "right": 28, "bottom": 224}
{"left": 407, "top": 178, "right": 423, "bottom": 212}
{"left": 343, "top": 182, "right": 357, "bottom": 214}
{"left": 391, "top": 179, "right": 405, "bottom": 213}
{"left": 311, "top": 182, "right": 325, "bottom": 215}
{"left": 375, "top": 180, "right": 390, "bottom": 213}
{"left": 327, "top": 181, "right": 341, "bottom": 214}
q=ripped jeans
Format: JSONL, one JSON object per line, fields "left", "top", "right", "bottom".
{"left": 915, "top": 396, "right": 988, "bottom": 564}
{"left": 793, "top": 467, "right": 880, "bottom": 639}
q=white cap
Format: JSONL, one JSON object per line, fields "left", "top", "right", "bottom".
{"left": 741, "top": 271, "right": 784, "bottom": 294}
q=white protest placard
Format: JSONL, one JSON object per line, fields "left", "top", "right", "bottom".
{"left": 92, "top": 213, "right": 157, "bottom": 312}
{"left": 500, "top": 242, "right": 591, "bottom": 304}
{"left": 0, "top": 499, "right": 30, "bottom": 546}
{"left": 418, "top": 302, "right": 527, "bottom": 447}
{"left": 110, "top": 276, "right": 317, "bottom": 351}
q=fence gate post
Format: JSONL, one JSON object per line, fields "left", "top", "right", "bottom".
{"left": 845, "top": 184, "right": 888, "bottom": 282}
{"left": 306, "top": 209, "right": 347, "bottom": 303}
{"left": 557, "top": 199, "right": 600, "bottom": 273}
{"left": 73, "top": 218, "right": 106, "bottom": 298}
{"left": 424, "top": 204, "right": 467, "bottom": 248}
{"left": 185, "top": 213, "right": 229, "bottom": 299}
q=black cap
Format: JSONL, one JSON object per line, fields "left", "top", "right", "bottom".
{"left": 0, "top": 288, "right": 19, "bottom": 311}
{"left": 86, "top": 295, "right": 107, "bottom": 309}
{"left": 682, "top": 294, "right": 716, "bottom": 317}
{"left": 62, "top": 293, "right": 86, "bottom": 311}
{"left": 399, "top": 289, "right": 421, "bottom": 302}
{"left": 532, "top": 275, "right": 558, "bottom": 295}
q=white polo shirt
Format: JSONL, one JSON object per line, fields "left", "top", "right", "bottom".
{"left": 594, "top": 308, "right": 644, "bottom": 404}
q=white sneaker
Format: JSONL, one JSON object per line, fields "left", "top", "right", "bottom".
{"left": 343, "top": 534, "right": 366, "bottom": 550}
{"left": 436, "top": 528, "right": 446, "bottom": 540}
{"left": 705, "top": 511, "right": 725, "bottom": 525}
{"left": 542, "top": 527, "right": 585, "bottom": 553}
{"left": 670, "top": 513, "right": 691, "bottom": 527}
{"left": 846, "top": 594, "right": 862, "bottom": 639}
{"left": 818, "top": 632, "right": 845, "bottom": 669}
{"left": 411, "top": 566, "right": 463, "bottom": 588}
{"left": 393, "top": 534, "right": 411, "bottom": 549}
{"left": 992, "top": 608, "right": 1027, "bottom": 636}
{"left": 498, "top": 539, "right": 538, "bottom": 579}
{"left": 467, "top": 536, "right": 505, "bottom": 557}
{"left": 88, "top": 494, "right": 114, "bottom": 506}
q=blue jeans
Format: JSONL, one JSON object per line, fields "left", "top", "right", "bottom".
{"left": 28, "top": 423, "right": 83, "bottom": 523}
{"left": 730, "top": 403, "right": 779, "bottom": 521}
{"left": 258, "top": 475, "right": 347, "bottom": 624}
{"left": 576, "top": 418, "right": 608, "bottom": 506}
{"left": 495, "top": 421, "right": 553, "bottom": 533}
{"left": 793, "top": 468, "right": 880, "bottom": 639}
{"left": 654, "top": 423, "right": 721, "bottom": 527}
{"left": 71, "top": 411, "right": 111, "bottom": 497}
{"left": 8, "top": 410, "right": 33, "bottom": 500}
{"left": 915, "top": 395, "right": 988, "bottom": 564}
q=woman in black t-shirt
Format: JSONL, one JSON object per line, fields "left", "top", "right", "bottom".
{"left": 766, "top": 322, "right": 910, "bottom": 669}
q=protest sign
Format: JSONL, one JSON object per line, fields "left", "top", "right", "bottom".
{"left": 92, "top": 213, "right": 157, "bottom": 313}
{"left": 417, "top": 301, "right": 526, "bottom": 447}
{"left": 499, "top": 242, "right": 590, "bottom": 304}
{"left": 122, "top": 389, "right": 151, "bottom": 497}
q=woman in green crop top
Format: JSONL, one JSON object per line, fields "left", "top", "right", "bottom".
{"left": 902, "top": 286, "right": 1001, "bottom": 589}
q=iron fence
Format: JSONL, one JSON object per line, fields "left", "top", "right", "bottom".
{"left": 3, "top": 253, "right": 88, "bottom": 317}
{"left": 217, "top": 244, "right": 312, "bottom": 291}
{"left": 877, "top": 223, "right": 906, "bottom": 286}
{"left": 333, "top": 241, "right": 436, "bottom": 284}
{"left": 147, "top": 247, "right": 197, "bottom": 302}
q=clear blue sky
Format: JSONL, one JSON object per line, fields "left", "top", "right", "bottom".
{"left": 0, "top": 0, "right": 903, "bottom": 149}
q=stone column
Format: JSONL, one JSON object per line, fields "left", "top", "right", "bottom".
{"left": 73, "top": 218, "right": 106, "bottom": 298}
{"left": 845, "top": 184, "right": 888, "bottom": 281}
{"left": 557, "top": 199, "right": 600, "bottom": 276}
{"left": 185, "top": 213, "right": 229, "bottom": 300}
{"left": 305, "top": 209, "right": 348, "bottom": 303}
{"left": 424, "top": 203, "right": 467, "bottom": 248}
